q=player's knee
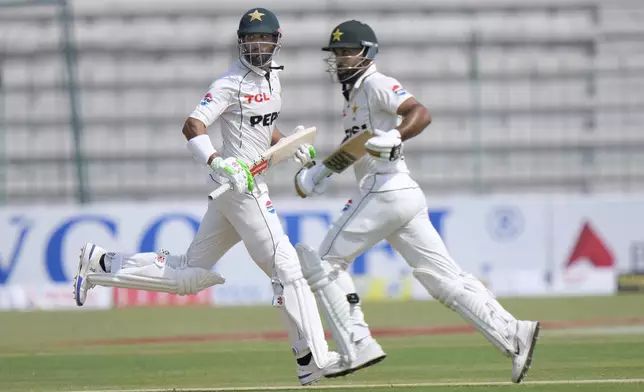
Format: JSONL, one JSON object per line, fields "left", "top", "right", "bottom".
{"left": 413, "top": 267, "right": 450, "bottom": 304}
{"left": 274, "top": 235, "right": 303, "bottom": 284}
{"left": 175, "top": 264, "right": 225, "bottom": 295}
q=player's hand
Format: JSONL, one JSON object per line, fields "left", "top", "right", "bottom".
{"left": 210, "top": 157, "right": 254, "bottom": 194}
{"left": 365, "top": 129, "right": 402, "bottom": 162}
{"left": 294, "top": 163, "right": 329, "bottom": 198}
{"left": 291, "top": 125, "right": 317, "bottom": 167}
{"left": 294, "top": 143, "right": 316, "bottom": 167}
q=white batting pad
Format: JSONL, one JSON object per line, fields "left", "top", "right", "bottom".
{"left": 413, "top": 267, "right": 517, "bottom": 356}
{"left": 297, "top": 244, "right": 357, "bottom": 364}
{"left": 87, "top": 262, "right": 225, "bottom": 295}
{"left": 274, "top": 238, "right": 330, "bottom": 369}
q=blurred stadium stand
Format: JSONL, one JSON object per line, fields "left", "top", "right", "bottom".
{"left": 0, "top": 0, "right": 643, "bottom": 204}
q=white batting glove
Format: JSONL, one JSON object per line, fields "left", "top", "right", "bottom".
{"left": 209, "top": 157, "right": 254, "bottom": 194}
{"left": 365, "top": 129, "right": 403, "bottom": 162}
{"left": 294, "top": 163, "right": 330, "bottom": 198}
{"left": 291, "top": 125, "right": 317, "bottom": 167}
{"left": 294, "top": 143, "right": 317, "bottom": 167}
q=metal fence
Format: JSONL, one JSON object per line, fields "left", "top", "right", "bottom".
{"left": 1, "top": 0, "right": 643, "bottom": 205}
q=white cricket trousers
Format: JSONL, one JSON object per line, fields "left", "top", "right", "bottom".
{"left": 319, "top": 172, "right": 519, "bottom": 356}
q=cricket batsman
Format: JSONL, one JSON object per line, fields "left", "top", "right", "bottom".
{"left": 73, "top": 8, "right": 341, "bottom": 385}
{"left": 293, "top": 20, "right": 540, "bottom": 383}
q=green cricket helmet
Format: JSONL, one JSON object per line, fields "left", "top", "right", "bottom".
{"left": 237, "top": 8, "right": 282, "bottom": 69}
{"left": 322, "top": 20, "right": 379, "bottom": 83}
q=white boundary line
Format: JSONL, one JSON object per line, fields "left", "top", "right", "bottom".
{"left": 66, "top": 378, "right": 644, "bottom": 392}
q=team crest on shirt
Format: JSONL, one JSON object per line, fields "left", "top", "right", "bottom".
{"left": 392, "top": 85, "right": 407, "bottom": 96}
{"left": 200, "top": 93, "right": 214, "bottom": 106}
{"left": 266, "top": 200, "right": 276, "bottom": 213}
{"left": 342, "top": 199, "right": 352, "bottom": 212}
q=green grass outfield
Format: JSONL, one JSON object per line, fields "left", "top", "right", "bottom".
{"left": 1, "top": 295, "right": 643, "bottom": 392}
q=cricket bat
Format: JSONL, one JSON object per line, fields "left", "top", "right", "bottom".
{"left": 208, "top": 126, "right": 317, "bottom": 200}
{"left": 312, "top": 128, "right": 374, "bottom": 184}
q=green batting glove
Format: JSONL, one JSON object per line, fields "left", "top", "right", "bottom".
{"left": 236, "top": 158, "right": 254, "bottom": 193}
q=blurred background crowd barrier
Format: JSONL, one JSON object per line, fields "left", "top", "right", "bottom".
{"left": 1, "top": 0, "right": 643, "bottom": 204}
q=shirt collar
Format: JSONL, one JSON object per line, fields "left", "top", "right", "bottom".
{"left": 352, "top": 63, "right": 377, "bottom": 90}
{"left": 237, "top": 58, "right": 282, "bottom": 77}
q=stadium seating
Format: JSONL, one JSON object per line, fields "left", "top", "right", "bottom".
{"left": 1, "top": 0, "right": 643, "bottom": 203}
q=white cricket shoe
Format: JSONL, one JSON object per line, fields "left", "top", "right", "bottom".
{"left": 324, "top": 336, "right": 387, "bottom": 378}
{"left": 73, "top": 242, "right": 106, "bottom": 306}
{"left": 352, "top": 336, "right": 387, "bottom": 371}
{"left": 298, "top": 351, "right": 341, "bottom": 386}
{"left": 512, "top": 320, "right": 540, "bottom": 383}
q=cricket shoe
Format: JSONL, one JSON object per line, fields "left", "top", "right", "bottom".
{"left": 511, "top": 320, "right": 541, "bottom": 383}
{"left": 324, "top": 336, "right": 387, "bottom": 378}
{"left": 351, "top": 336, "right": 387, "bottom": 372}
{"left": 298, "top": 351, "right": 342, "bottom": 386}
{"left": 73, "top": 242, "right": 106, "bottom": 306}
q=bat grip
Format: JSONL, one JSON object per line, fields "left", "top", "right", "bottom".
{"left": 312, "top": 166, "right": 333, "bottom": 185}
{"left": 208, "top": 183, "right": 231, "bottom": 200}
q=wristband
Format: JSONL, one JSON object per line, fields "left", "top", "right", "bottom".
{"left": 186, "top": 134, "right": 216, "bottom": 165}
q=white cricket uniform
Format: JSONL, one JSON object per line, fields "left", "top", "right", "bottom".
{"left": 320, "top": 63, "right": 446, "bottom": 272}
{"left": 187, "top": 59, "right": 284, "bottom": 276}
{"left": 106, "top": 59, "right": 332, "bottom": 369}
{"left": 319, "top": 64, "right": 520, "bottom": 357}
{"left": 186, "top": 59, "right": 331, "bottom": 364}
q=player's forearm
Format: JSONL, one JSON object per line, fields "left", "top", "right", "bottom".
{"left": 396, "top": 103, "right": 432, "bottom": 141}
{"left": 183, "top": 117, "right": 220, "bottom": 165}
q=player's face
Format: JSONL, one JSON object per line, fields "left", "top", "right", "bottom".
{"left": 240, "top": 33, "right": 280, "bottom": 67}
{"left": 327, "top": 47, "right": 370, "bottom": 83}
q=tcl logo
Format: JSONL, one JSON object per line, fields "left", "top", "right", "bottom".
{"left": 244, "top": 93, "right": 271, "bottom": 104}
{"left": 250, "top": 111, "right": 279, "bottom": 127}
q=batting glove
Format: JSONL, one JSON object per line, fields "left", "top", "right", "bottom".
{"left": 294, "top": 163, "right": 329, "bottom": 198}
{"left": 292, "top": 125, "right": 317, "bottom": 167}
{"left": 210, "top": 157, "right": 254, "bottom": 194}
{"left": 365, "top": 129, "right": 402, "bottom": 162}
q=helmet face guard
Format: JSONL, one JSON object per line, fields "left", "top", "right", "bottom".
{"left": 238, "top": 33, "right": 282, "bottom": 68}
{"left": 324, "top": 41, "right": 378, "bottom": 83}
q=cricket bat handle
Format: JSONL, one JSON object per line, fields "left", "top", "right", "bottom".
{"left": 208, "top": 183, "right": 231, "bottom": 200}
{"left": 312, "top": 165, "right": 333, "bottom": 185}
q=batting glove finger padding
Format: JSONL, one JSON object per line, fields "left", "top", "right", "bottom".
{"left": 365, "top": 129, "right": 402, "bottom": 162}
{"left": 294, "top": 143, "right": 317, "bottom": 167}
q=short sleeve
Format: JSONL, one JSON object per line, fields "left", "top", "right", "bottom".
{"left": 369, "top": 76, "right": 414, "bottom": 115}
{"left": 188, "top": 78, "right": 234, "bottom": 127}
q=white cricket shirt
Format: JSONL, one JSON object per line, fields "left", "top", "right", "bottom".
{"left": 189, "top": 59, "right": 282, "bottom": 165}
{"left": 340, "top": 63, "right": 413, "bottom": 185}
